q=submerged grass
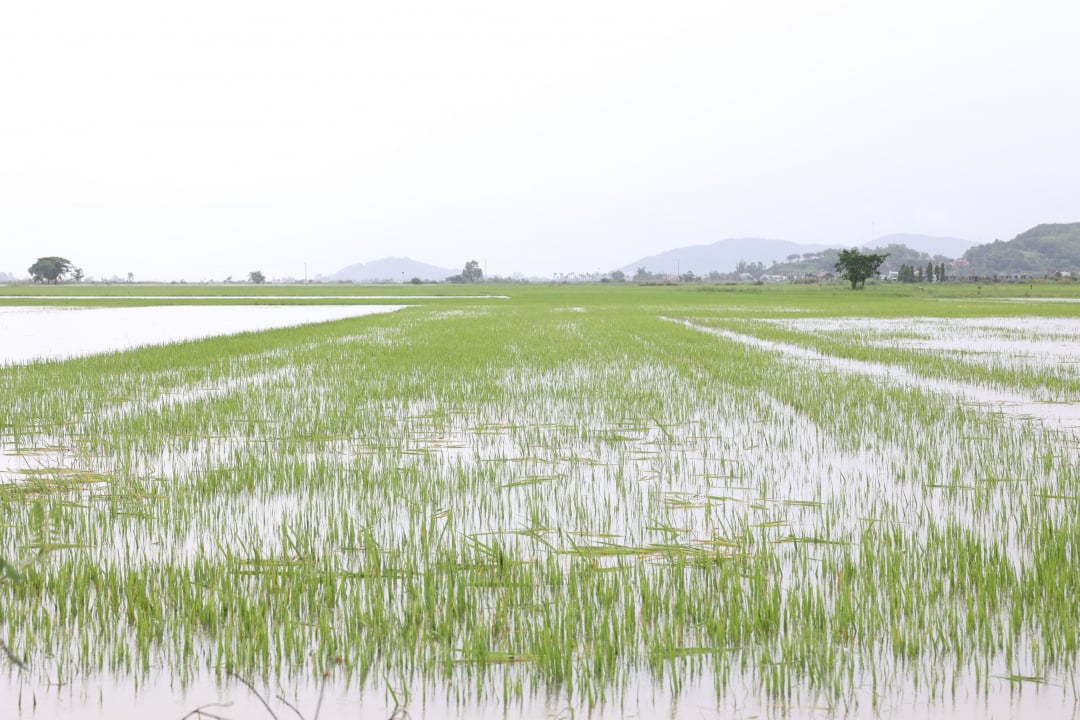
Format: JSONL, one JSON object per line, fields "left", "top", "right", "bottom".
{"left": 1, "top": 282, "right": 1079, "bottom": 716}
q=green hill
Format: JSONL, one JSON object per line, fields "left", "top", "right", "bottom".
{"left": 961, "top": 223, "right": 1080, "bottom": 276}
{"left": 766, "top": 243, "right": 948, "bottom": 277}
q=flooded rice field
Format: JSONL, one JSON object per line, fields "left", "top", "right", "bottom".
{"left": 1, "top": 288, "right": 1078, "bottom": 718}
{"left": 0, "top": 295, "right": 509, "bottom": 302}
{"left": 670, "top": 317, "right": 1080, "bottom": 425}
{"left": 0, "top": 305, "right": 406, "bottom": 366}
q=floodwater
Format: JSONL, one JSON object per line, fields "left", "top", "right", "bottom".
{"left": 669, "top": 317, "right": 1080, "bottom": 428}
{"left": 0, "top": 305, "right": 406, "bottom": 366}
{"left": 4, "top": 666, "right": 1073, "bottom": 720}
{"left": 0, "top": 294, "right": 509, "bottom": 301}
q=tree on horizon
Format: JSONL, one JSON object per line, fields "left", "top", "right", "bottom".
{"left": 834, "top": 249, "right": 889, "bottom": 289}
{"left": 28, "top": 257, "right": 74, "bottom": 283}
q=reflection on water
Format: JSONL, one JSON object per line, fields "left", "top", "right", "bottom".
{"left": 1, "top": 663, "right": 1071, "bottom": 720}
{"left": 0, "top": 305, "right": 406, "bottom": 366}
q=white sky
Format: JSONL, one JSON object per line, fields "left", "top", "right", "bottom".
{"left": 2, "top": 0, "right": 1078, "bottom": 281}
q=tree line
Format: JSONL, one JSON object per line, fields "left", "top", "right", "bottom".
{"left": 895, "top": 262, "right": 947, "bottom": 283}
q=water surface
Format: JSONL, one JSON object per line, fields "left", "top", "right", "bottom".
{"left": 0, "top": 305, "right": 405, "bottom": 366}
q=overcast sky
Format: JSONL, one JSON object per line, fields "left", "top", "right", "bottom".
{"left": 2, "top": 0, "right": 1078, "bottom": 280}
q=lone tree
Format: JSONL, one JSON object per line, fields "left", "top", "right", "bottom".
{"left": 834, "top": 248, "right": 889, "bottom": 289}
{"left": 461, "top": 260, "right": 483, "bottom": 283}
{"left": 248, "top": 270, "right": 266, "bottom": 284}
{"left": 28, "top": 256, "right": 74, "bottom": 283}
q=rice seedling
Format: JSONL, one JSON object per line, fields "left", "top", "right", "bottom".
{"left": 0, "top": 282, "right": 1078, "bottom": 717}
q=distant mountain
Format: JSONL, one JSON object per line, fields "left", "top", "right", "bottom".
{"left": 867, "top": 233, "right": 975, "bottom": 259}
{"left": 618, "top": 238, "right": 830, "bottom": 276}
{"left": 331, "top": 257, "right": 457, "bottom": 282}
{"left": 616, "top": 225, "right": 1079, "bottom": 279}
{"left": 961, "top": 223, "right": 1080, "bottom": 276}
